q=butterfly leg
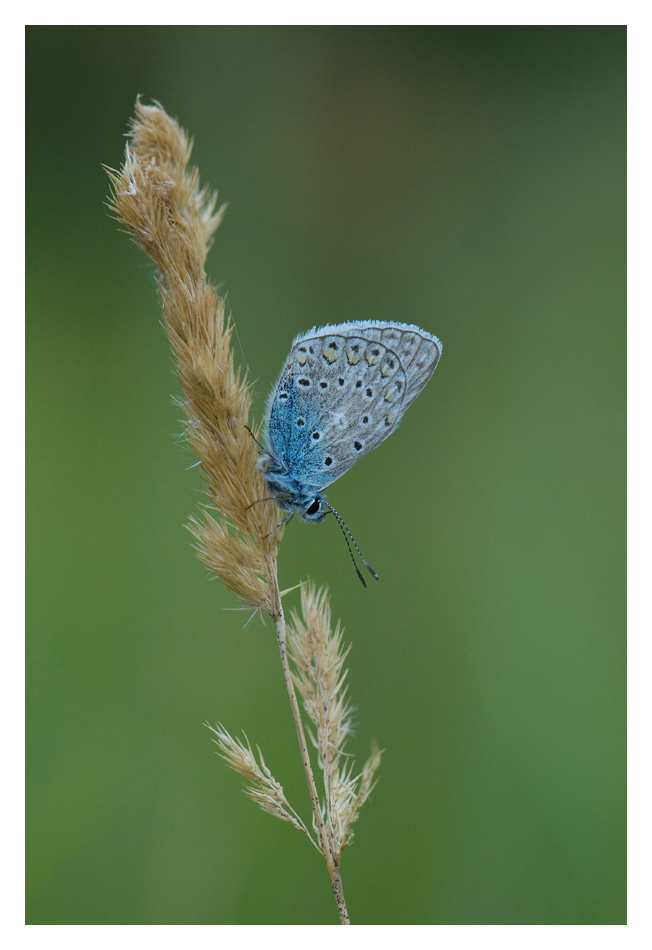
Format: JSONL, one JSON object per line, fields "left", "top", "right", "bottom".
{"left": 244, "top": 425, "right": 263, "bottom": 449}
{"left": 246, "top": 496, "right": 277, "bottom": 510}
{"left": 264, "top": 511, "right": 294, "bottom": 538}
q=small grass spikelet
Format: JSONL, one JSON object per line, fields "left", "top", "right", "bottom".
{"left": 206, "top": 723, "right": 319, "bottom": 848}
{"left": 287, "top": 582, "right": 382, "bottom": 858}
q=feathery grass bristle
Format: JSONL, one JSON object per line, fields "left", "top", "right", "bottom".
{"left": 206, "top": 722, "right": 319, "bottom": 848}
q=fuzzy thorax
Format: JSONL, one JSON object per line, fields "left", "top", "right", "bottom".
{"left": 259, "top": 454, "right": 329, "bottom": 523}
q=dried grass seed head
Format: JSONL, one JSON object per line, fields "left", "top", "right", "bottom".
{"left": 106, "top": 99, "right": 281, "bottom": 611}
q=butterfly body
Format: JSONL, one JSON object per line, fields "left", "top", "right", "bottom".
{"left": 260, "top": 320, "right": 442, "bottom": 523}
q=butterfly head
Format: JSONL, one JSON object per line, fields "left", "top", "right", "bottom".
{"left": 259, "top": 454, "right": 376, "bottom": 584}
{"left": 259, "top": 456, "right": 329, "bottom": 523}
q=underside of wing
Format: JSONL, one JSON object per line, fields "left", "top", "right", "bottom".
{"left": 264, "top": 321, "right": 441, "bottom": 493}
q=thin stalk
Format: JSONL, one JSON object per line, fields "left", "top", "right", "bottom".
{"left": 268, "top": 569, "right": 350, "bottom": 925}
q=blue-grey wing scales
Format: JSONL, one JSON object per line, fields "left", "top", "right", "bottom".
{"left": 263, "top": 320, "right": 442, "bottom": 494}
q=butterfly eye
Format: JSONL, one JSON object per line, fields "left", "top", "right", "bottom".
{"left": 306, "top": 498, "right": 321, "bottom": 516}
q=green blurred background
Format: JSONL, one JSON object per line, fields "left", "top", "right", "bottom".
{"left": 26, "top": 26, "right": 625, "bottom": 924}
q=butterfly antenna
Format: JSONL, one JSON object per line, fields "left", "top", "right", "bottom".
{"left": 324, "top": 502, "right": 379, "bottom": 586}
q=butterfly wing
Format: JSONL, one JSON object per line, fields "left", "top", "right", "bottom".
{"left": 264, "top": 321, "right": 442, "bottom": 494}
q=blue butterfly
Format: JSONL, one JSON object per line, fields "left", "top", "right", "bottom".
{"left": 259, "top": 320, "right": 442, "bottom": 582}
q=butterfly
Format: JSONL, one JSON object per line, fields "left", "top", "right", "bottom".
{"left": 259, "top": 320, "right": 442, "bottom": 583}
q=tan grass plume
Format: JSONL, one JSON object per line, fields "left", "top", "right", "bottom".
{"left": 106, "top": 98, "right": 280, "bottom": 613}
{"left": 106, "top": 99, "right": 380, "bottom": 924}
